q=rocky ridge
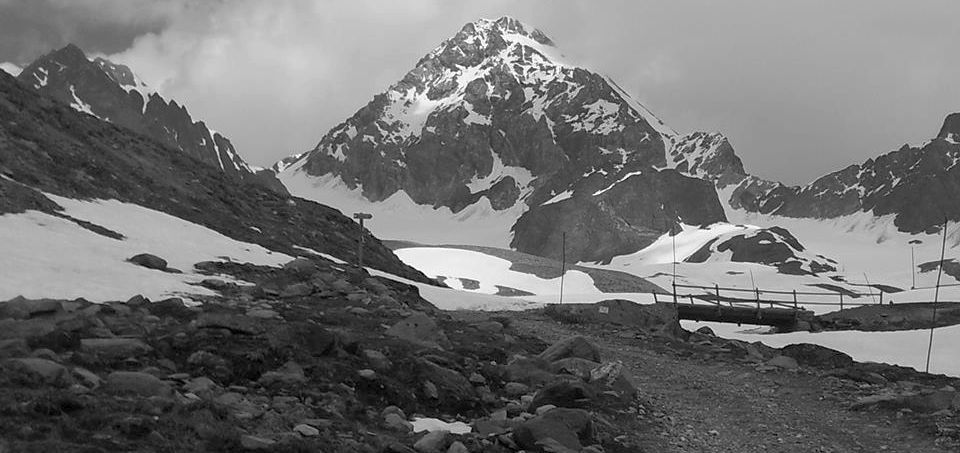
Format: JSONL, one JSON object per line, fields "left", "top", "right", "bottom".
{"left": 0, "top": 68, "right": 427, "bottom": 283}
{"left": 17, "top": 44, "right": 285, "bottom": 193}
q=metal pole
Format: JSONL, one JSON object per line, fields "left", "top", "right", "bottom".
{"left": 672, "top": 233, "right": 677, "bottom": 286}
{"left": 911, "top": 246, "right": 916, "bottom": 289}
{"left": 672, "top": 282, "right": 677, "bottom": 304}
{"left": 925, "top": 218, "right": 948, "bottom": 373}
{"left": 353, "top": 212, "right": 372, "bottom": 269}
{"left": 559, "top": 232, "right": 566, "bottom": 305}
{"left": 358, "top": 218, "right": 364, "bottom": 268}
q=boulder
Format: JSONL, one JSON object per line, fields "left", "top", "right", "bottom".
{"left": 780, "top": 343, "right": 853, "bottom": 369}
{"left": 80, "top": 338, "right": 152, "bottom": 359}
{"left": 417, "top": 359, "right": 475, "bottom": 405}
{"left": 695, "top": 326, "right": 716, "bottom": 336}
{"left": 505, "top": 356, "right": 556, "bottom": 385}
{"left": 513, "top": 408, "right": 594, "bottom": 452}
{"left": 387, "top": 312, "right": 445, "bottom": 347}
{"left": 3, "top": 358, "right": 70, "bottom": 386}
{"left": 385, "top": 412, "right": 413, "bottom": 432}
{"left": 539, "top": 336, "right": 602, "bottom": 363}
{"left": 128, "top": 253, "right": 168, "bottom": 271}
{"left": 283, "top": 257, "right": 318, "bottom": 275}
{"left": 530, "top": 379, "right": 596, "bottom": 411}
{"left": 196, "top": 313, "right": 263, "bottom": 335}
{"left": 293, "top": 423, "right": 320, "bottom": 437}
{"left": 0, "top": 296, "right": 63, "bottom": 319}
{"left": 258, "top": 361, "right": 307, "bottom": 387}
{"left": 550, "top": 357, "right": 601, "bottom": 380}
{"left": 589, "top": 361, "right": 639, "bottom": 402}
{"left": 414, "top": 430, "right": 449, "bottom": 453}
{"left": 767, "top": 355, "right": 799, "bottom": 370}
{"left": 105, "top": 371, "right": 172, "bottom": 397}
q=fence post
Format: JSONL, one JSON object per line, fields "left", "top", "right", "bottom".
{"left": 879, "top": 291, "right": 883, "bottom": 305}
{"left": 715, "top": 284, "right": 722, "bottom": 306}
{"left": 653, "top": 292, "right": 659, "bottom": 304}
{"left": 689, "top": 295, "right": 694, "bottom": 305}
{"left": 672, "top": 282, "right": 677, "bottom": 305}
{"left": 839, "top": 292, "right": 844, "bottom": 311}
{"left": 755, "top": 288, "right": 761, "bottom": 310}
{"left": 792, "top": 290, "right": 798, "bottom": 309}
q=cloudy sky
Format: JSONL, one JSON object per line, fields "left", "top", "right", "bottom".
{"left": 1, "top": 0, "right": 958, "bottom": 184}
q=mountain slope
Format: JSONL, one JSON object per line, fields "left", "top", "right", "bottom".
{"left": 670, "top": 115, "right": 960, "bottom": 235}
{"left": 0, "top": 69, "right": 430, "bottom": 290}
{"left": 17, "top": 44, "right": 285, "bottom": 193}
{"left": 278, "top": 16, "right": 727, "bottom": 263}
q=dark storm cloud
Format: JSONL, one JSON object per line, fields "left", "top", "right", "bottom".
{"left": 0, "top": 0, "right": 186, "bottom": 64}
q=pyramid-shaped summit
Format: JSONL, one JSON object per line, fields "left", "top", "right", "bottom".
{"left": 285, "top": 16, "right": 679, "bottom": 211}
{"left": 278, "top": 17, "right": 726, "bottom": 262}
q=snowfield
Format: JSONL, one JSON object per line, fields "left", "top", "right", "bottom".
{"left": 0, "top": 194, "right": 292, "bottom": 303}
{"left": 279, "top": 169, "right": 524, "bottom": 248}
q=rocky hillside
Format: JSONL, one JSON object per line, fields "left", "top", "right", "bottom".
{"left": 17, "top": 44, "right": 285, "bottom": 193}
{"left": 672, "top": 114, "right": 960, "bottom": 234}
{"left": 0, "top": 68, "right": 428, "bottom": 284}
{"left": 278, "top": 16, "right": 729, "bottom": 262}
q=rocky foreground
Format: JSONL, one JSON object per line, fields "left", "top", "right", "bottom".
{"left": 1, "top": 255, "right": 959, "bottom": 452}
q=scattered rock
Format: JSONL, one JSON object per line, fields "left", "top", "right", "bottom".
{"left": 387, "top": 312, "right": 446, "bottom": 347}
{"left": 71, "top": 367, "right": 102, "bottom": 388}
{"left": 539, "top": 336, "right": 602, "bottom": 363}
{"left": 385, "top": 413, "right": 413, "bottom": 432}
{"left": 105, "top": 371, "right": 172, "bottom": 397}
{"left": 200, "top": 278, "right": 228, "bottom": 290}
{"left": 504, "top": 381, "right": 530, "bottom": 397}
{"left": 550, "top": 357, "right": 601, "bottom": 380}
{"left": 446, "top": 441, "right": 469, "bottom": 453}
{"left": 293, "top": 423, "right": 320, "bottom": 437}
{"left": 240, "top": 434, "right": 276, "bottom": 450}
{"left": 80, "top": 337, "right": 152, "bottom": 359}
{"left": 414, "top": 430, "right": 449, "bottom": 453}
{"left": 0, "top": 296, "right": 62, "bottom": 319}
{"left": 258, "top": 361, "right": 307, "bottom": 386}
{"left": 531, "top": 379, "right": 596, "bottom": 411}
{"left": 128, "top": 253, "right": 169, "bottom": 271}
{"left": 695, "top": 326, "right": 716, "bottom": 336}
{"left": 767, "top": 355, "right": 800, "bottom": 370}
{"left": 3, "top": 357, "right": 70, "bottom": 386}
{"left": 196, "top": 313, "right": 263, "bottom": 335}
{"left": 514, "top": 408, "right": 594, "bottom": 452}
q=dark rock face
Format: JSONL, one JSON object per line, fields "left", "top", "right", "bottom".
{"left": 512, "top": 167, "right": 726, "bottom": 263}
{"left": 685, "top": 226, "right": 838, "bottom": 275}
{"left": 281, "top": 17, "right": 717, "bottom": 262}
{"left": 0, "top": 69, "right": 430, "bottom": 284}
{"left": 16, "top": 44, "right": 286, "bottom": 194}
{"left": 668, "top": 132, "right": 746, "bottom": 187}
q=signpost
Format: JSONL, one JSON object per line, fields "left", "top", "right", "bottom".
{"left": 353, "top": 212, "right": 372, "bottom": 269}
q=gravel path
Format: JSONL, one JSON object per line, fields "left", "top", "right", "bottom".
{"left": 514, "top": 314, "right": 949, "bottom": 452}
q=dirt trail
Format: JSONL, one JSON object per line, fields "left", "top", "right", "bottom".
{"left": 513, "top": 313, "right": 949, "bottom": 452}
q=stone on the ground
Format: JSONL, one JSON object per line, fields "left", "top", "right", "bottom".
{"left": 293, "top": 423, "right": 320, "bottom": 436}
{"left": 283, "top": 257, "right": 317, "bottom": 275}
{"left": 504, "top": 381, "right": 530, "bottom": 397}
{"left": 240, "top": 434, "right": 276, "bottom": 450}
{"left": 385, "top": 412, "right": 413, "bottom": 432}
{"left": 767, "top": 355, "right": 799, "bottom": 370}
{"left": 281, "top": 282, "right": 314, "bottom": 298}
{"left": 695, "top": 326, "right": 716, "bottom": 336}
{"left": 128, "top": 253, "right": 168, "bottom": 271}
{"left": 506, "top": 356, "right": 556, "bottom": 385}
{"left": 71, "top": 367, "right": 102, "bottom": 388}
{"left": 184, "top": 376, "right": 219, "bottom": 394}
{"left": 364, "top": 349, "right": 392, "bottom": 370}
{"left": 780, "top": 343, "right": 853, "bottom": 369}
{"left": 105, "top": 371, "right": 172, "bottom": 397}
{"left": 358, "top": 369, "right": 376, "bottom": 379}
{"left": 550, "top": 357, "right": 601, "bottom": 380}
{"left": 258, "top": 361, "right": 307, "bottom": 386}
{"left": 417, "top": 359, "right": 475, "bottom": 402}
{"left": 446, "top": 441, "right": 469, "bottom": 453}
{"left": 80, "top": 338, "right": 152, "bottom": 359}
{"left": 3, "top": 357, "right": 70, "bottom": 385}
{"left": 196, "top": 313, "right": 263, "bottom": 335}
{"left": 200, "top": 278, "right": 228, "bottom": 290}
{"left": 0, "top": 296, "right": 63, "bottom": 319}
{"left": 531, "top": 379, "right": 596, "bottom": 411}
{"left": 539, "top": 336, "right": 602, "bottom": 363}
{"left": 413, "top": 430, "right": 449, "bottom": 452}
{"left": 513, "top": 408, "right": 594, "bottom": 452}
{"left": 387, "top": 312, "right": 445, "bottom": 347}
